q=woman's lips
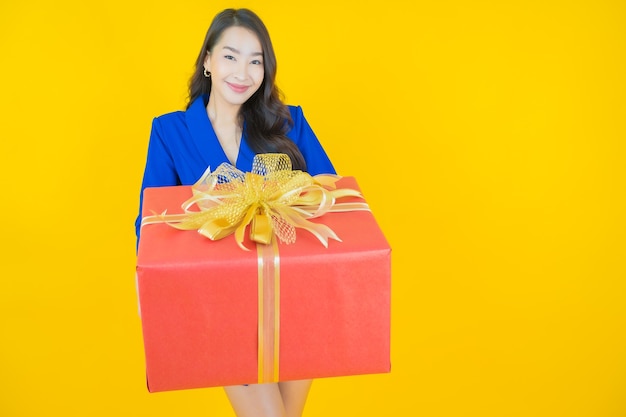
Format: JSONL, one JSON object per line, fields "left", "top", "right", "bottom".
{"left": 227, "top": 82, "right": 249, "bottom": 93}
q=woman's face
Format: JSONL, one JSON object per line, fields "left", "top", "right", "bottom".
{"left": 204, "top": 26, "right": 265, "bottom": 109}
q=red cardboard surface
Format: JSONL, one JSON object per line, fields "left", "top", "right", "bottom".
{"left": 136, "top": 177, "right": 391, "bottom": 392}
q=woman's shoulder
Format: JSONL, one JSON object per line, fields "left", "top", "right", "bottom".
{"left": 154, "top": 109, "right": 186, "bottom": 125}
{"left": 154, "top": 95, "right": 206, "bottom": 128}
{"left": 150, "top": 109, "right": 190, "bottom": 139}
{"left": 286, "top": 104, "right": 305, "bottom": 120}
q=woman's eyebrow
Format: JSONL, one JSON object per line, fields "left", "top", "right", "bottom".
{"left": 223, "top": 46, "right": 263, "bottom": 56}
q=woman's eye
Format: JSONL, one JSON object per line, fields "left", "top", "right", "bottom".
{"left": 251, "top": 60, "right": 262, "bottom": 65}
{"left": 224, "top": 55, "right": 235, "bottom": 61}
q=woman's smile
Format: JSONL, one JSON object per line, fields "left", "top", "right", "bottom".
{"left": 226, "top": 82, "right": 250, "bottom": 94}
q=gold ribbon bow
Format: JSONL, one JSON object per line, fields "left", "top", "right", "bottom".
{"left": 142, "top": 153, "right": 369, "bottom": 250}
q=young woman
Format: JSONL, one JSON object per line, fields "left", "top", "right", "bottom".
{"left": 135, "top": 8, "right": 335, "bottom": 417}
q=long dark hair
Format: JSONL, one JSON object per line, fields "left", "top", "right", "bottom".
{"left": 188, "top": 8, "right": 306, "bottom": 171}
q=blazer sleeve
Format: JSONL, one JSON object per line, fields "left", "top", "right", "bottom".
{"left": 288, "top": 106, "right": 336, "bottom": 176}
{"left": 135, "top": 117, "right": 181, "bottom": 242}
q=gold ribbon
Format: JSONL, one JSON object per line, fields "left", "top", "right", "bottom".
{"left": 141, "top": 153, "right": 370, "bottom": 250}
{"left": 141, "top": 153, "right": 370, "bottom": 383}
{"left": 257, "top": 238, "right": 280, "bottom": 383}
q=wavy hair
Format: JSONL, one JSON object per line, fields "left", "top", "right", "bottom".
{"left": 187, "top": 8, "right": 306, "bottom": 170}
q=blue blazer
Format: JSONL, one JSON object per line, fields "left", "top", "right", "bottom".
{"left": 136, "top": 95, "right": 336, "bottom": 239}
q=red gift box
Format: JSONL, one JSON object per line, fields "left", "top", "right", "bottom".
{"left": 136, "top": 177, "right": 390, "bottom": 392}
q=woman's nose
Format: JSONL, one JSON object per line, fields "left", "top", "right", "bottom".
{"left": 233, "top": 63, "right": 248, "bottom": 80}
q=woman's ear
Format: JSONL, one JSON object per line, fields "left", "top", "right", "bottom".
{"left": 203, "top": 52, "right": 211, "bottom": 73}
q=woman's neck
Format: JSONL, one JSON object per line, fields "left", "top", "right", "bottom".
{"left": 206, "top": 94, "right": 241, "bottom": 127}
{"left": 206, "top": 94, "right": 243, "bottom": 165}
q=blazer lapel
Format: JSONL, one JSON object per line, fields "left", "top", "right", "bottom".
{"left": 185, "top": 95, "right": 227, "bottom": 171}
{"left": 185, "top": 94, "right": 256, "bottom": 173}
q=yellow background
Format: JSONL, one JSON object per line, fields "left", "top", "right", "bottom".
{"left": 1, "top": 0, "right": 625, "bottom": 416}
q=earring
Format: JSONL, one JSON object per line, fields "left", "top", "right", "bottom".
{"left": 203, "top": 69, "right": 211, "bottom": 78}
